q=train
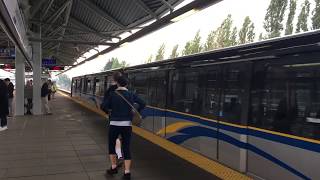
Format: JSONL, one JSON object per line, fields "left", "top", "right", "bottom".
{"left": 71, "top": 31, "right": 320, "bottom": 180}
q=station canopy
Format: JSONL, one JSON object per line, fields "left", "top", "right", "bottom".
{"left": 21, "top": 0, "right": 220, "bottom": 71}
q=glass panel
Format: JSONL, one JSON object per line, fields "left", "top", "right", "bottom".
{"left": 130, "top": 73, "right": 149, "bottom": 103}
{"left": 202, "top": 67, "right": 221, "bottom": 119}
{"left": 170, "top": 69, "right": 201, "bottom": 115}
{"left": 149, "top": 71, "right": 167, "bottom": 108}
{"left": 250, "top": 61, "right": 320, "bottom": 139}
{"left": 220, "top": 64, "right": 248, "bottom": 125}
{"left": 95, "top": 78, "right": 101, "bottom": 96}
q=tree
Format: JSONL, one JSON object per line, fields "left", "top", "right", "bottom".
{"left": 215, "top": 14, "right": 236, "bottom": 48}
{"left": 238, "top": 16, "right": 256, "bottom": 44}
{"left": 230, "top": 27, "right": 238, "bottom": 46}
{"left": 203, "top": 30, "right": 217, "bottom": 51}
{"left": 56, "top": 74, "right": 71, "bottom": 91}
{"left": 182, "top": 41, "right": 192, "bottom": 56}
{"left": 312, "top": 0, "right": 320, "bottom": 29}
{"left": 155, "top": 43, "right": 166, "bottom": 61}
{"left": 102, "top": 57, "right": 128, "bottom": 71}
{"left": 285, "top": 0, "right": 297, "bottom": 35}
{"left": 146, "top": 54, "right": 153, "bottom": 63}
{"left": 182, "top": 30, "right": 202, "bottom": 55}
{"left": 248, "top": 23, "right": 255, "bottom": 42}
{"left": 263, "top": 0, "right": 288, "bottom": 38}
{"left": 259, "top": 33, "right": 264, "bottom": 41}
{"left": 189, "top": 30, "right": 202, "bottom": 54}
{"left": 169, "top": 45, "right": 179, "bottom": 58}
{"left": 296, "top": 0, "right": 311, "bottom": 33}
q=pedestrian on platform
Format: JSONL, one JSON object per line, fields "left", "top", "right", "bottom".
{"left": 0, "top": 79, "right": 9, "bottom": 131}
{"left": 4, "top": 78, "right": 14, "bottom": 116}
{"left": 101, "top": 71, "right": 125, "bottom": 164}
{"left": 51, "top": 81, "right": 57, "bottom": 99}
{"left": 103, "top": 75, "right": 145, "bottom": 180}
{"left": 41, "top": 80, "right": 52, "bottom": 115}
{"left": 25, "top": 80, "right": 33, "bottom": 115}
{"left": 47, "top": 79, "right": 52, "bottom": 101}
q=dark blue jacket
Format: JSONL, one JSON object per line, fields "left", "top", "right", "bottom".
{"left": 0, "top": 80, "right": 9, "bottom": 116}
{"left": 100, "top": 84, "right": 117, "bottom": 112}
{"left": 103, "top": 90, "right": 146, "bottom": 122}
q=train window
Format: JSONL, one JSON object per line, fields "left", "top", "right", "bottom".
{"left": 202, "top": 67, "right": 221, "bottom": 119}
{"left": 82, "top": 78, "right": 86, "bottom": 93}
{"left": 220, "top": 64, "right": 249, "bottom": 125}
{"left": 250, "top": 61, "right": 320, "bottom": 140}
{"left": 130, "top": 73, "right": 149, "bottom": 103}
{"left": 149, "top": 71, "right": 167, "bottom": 108}
{"left": 87, "top": 79, "right": 92, "bottom": 94}
{"left": 170, "top": 69, "right": 202, "bottom": 114}
{"left": 95, "top": 78, "right": 101, "bottom": 96}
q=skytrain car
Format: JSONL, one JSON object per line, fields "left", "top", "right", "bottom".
{"left": 71, "top": 31, "right": 320, "bottom": 180}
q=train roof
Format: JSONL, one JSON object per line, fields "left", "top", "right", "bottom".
{"left": 73, "top": 30, "right": 320, "bottom": 78}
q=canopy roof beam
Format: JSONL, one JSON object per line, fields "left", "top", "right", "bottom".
{"left": 29, "top": 38, "right": 116, "bottom": 46}
{"left": 159, "top": 0, "right": 174, "bottom": 12}
{"left": 43, "top": 0, "right": 72, "bottom": 35}
{"left": 69, "top": 17, "right": 114, "bottom": 41}
{"left": 30, "top": 0, "right": 47, "bottom": 19}
{"left": 134, "top": 0, "right": 159, "bottom": 20}
{"left": 79, "top": 0, "right": 126, "bottom": 29}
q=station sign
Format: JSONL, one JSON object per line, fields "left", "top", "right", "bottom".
{"left": 42, "top": 58, "right": 56, "bottom": 66}
{"left": 0, "top": 48, "right": 15, "bottom": 59}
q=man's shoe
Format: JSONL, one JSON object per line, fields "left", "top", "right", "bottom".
{"left": 106, "top": 167, "right": 118, "bottom": 175}
{"left": 0, "top": 126, "right": 7, "bottom": 131}
{"left": 122, "top": 173, "right": 131, "bottom": 180}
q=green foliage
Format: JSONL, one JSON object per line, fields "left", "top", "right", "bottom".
{"left": 263, "top": 0, "right": 288, "bottom": 38}
{"left": 203, "top": 30, "right": 218, "bottom": 51}
{"left": 312, "top": 0, "right": 320, "bottom": 29}
{"left": 56, "top": 74, "right": 71, "bottom": 91}
{"left": 296, "top": 0, "right": 310, "bottom": 33}
{"left": 182, "top": 41, "right": 192, "bottom": 56}
{"left": 103, "top": 57, "right": 128, "bottom": 71}
{"left": 215, "top": 14, "right": 237, "bottom": 48}
{"left": 258, "top": 33, "right": 264, "bottom": 41}
{"left": 146, "top": 54, "right": 153, "bottom": 63}
{"left": 285, "top": 0, "right": 297, "bottom": 35}
{"left": 230, "top": 27, "right": 238, "bottom": 46}
{"left": 239, "top": 16, "right": 255, "bottom": 44}
{"left": 155, "top": 43, "right": 166, "bottom": 61}
{"left": 169, "top": 45, "right": 179, "bottom": 59}
{"left": 182, "top": 30, "right": 202, "bottom": 56}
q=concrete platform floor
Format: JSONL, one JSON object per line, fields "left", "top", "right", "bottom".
{"left": 0, "top": 94, "right": 219, "bottom": 180}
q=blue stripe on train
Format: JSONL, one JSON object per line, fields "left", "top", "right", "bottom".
{"left": 168, "top": 126, "right": 310, "bottom": 180}
{"left": 143, "top": 107, "right": 320, "bottom": 153}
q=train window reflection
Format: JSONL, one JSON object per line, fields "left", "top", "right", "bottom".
{"left": 250, "top": 62, "right": 320, "bottom": 139}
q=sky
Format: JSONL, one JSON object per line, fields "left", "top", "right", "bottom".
{"left": 61, "top": 0, "right": 274, "bottom": 79}
{"left": 0, "top": 0, "right": 314, "bottom": 79}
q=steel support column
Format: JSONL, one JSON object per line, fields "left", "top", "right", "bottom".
{"left": 15, "top": 49, "right": 25, "bottom": 116}
{"left": 32, "top": 33, "right": 42, "bottom": 115}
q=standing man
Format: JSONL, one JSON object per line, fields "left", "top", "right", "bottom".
{"left": 0, "top": 79, "right": 9, "bottom": 131}
{"left": 4, "top": 78, "right": 14, "bottom": 116}
{"left": 41, "top": 80, "right": 52, "bottom": 115}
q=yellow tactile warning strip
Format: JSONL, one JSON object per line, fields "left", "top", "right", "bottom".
{"left": 58, "top": 91, "right": 252, "bottom": 180}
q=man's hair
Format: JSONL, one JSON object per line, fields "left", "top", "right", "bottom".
{"left": 4, "top": 78, "right": 10, "bottom": 82}
{"left": 116, "top": 75, "right": 128, "bottom": 87}
{"left": 112, "top": 71, "right": 122, "bottom": 82}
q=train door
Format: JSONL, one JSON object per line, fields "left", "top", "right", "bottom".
{"left": 218, "top": 62, "right": 251, "bottom": 172}
{"left": 201, "top": 65, "right": 223, "bottom": 160}
{"left": 148, "top": 71, "right": 168, "bottom": 137}
{"left": 128, "top": 72, "right": 152, "bottom": 131}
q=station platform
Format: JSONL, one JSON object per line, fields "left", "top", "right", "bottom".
{"left": 0, "top": 93, "right": 219, "bottom": 180}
